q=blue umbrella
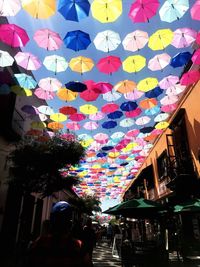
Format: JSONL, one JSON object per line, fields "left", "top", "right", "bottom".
{"left": 14, "top": 73, "right": 37, "bottom": 89}
{"left": 170, "top": 52, "right": 192, "bottom": 68}
{"left": 64, "top": 30, "right": 91, "bottom": 51}
{"left": 58, "top": 0, "right": 90, "bottom": 22}
{"left": 145, "top": 87, "right": 163, "bottom": 98}
{"left": 140, "top": 126, "right": 154, "bottom": 134}
{"left": 107, "top": 110, "right": 123, "bottom": 119}
{"left": 102, "top": 120, "right": 117, "bottom": 129}
{"left": 102, "top": 146, "right": 114, "bottom": 151}
{"left": 65, "top": 81, "right": 87, "bottom": 92}
{"left": 97, "top": 152, "right": 107, "bottom": 157}
{"left": 145, "top": 106, "right": 160, "bottom": 116}
{"left": 120, "top": 101, "right": 138, "bottom": 111}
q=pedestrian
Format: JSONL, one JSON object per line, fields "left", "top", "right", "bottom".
{"left": 28, "top": 201, "right": 91, "bottom": 267}
{"left": 107, "top": 222, "right": 113, "bottom": 247}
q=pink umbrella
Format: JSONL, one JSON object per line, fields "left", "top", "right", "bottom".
{"left": 124, "top": 90, "right": 144, "bottom": 101}
{"left": 101, "top": 103, "right": 119, "bottom": 113}
{"left": 180, "top": 70, "right": 200, "bottom": 86}
{"left": 129, "top": 0, "right": 160, "bottom": 23}
{"left": 196, "top": 32, "right": 200, "bottom": 45}
{"left": 38, "top": 77, "right": 62, "bottom": 91}
{"left": 0, "top": 23, "right": 29, "bottom": 47}
{"left": 161, "top": 103, "right": 177, "bottom": 113}
{"left": 83, "top": 121, "right": 99, "bottom": 130}
{"left": 166, "top": 84, "right": 186, "bottom": 96}
{"left": 159, "top": 75, "right": 179, "bottom": 89}
{"left": 148, "top": 53, "right": 171, "bottom": 71}
{"left": 33, "top": 28, "right": 63, "bottom": 50}
{"left": 80, "top": 88, "right": 99, "bottom": 102}
{"left": 66, "top": 122, "right": 81, "bottom": 131}
{"left": 69, "top": 113, "right": 86, "bottom": 122}
{"left": 94, "top": 82, "right": 113, "bottom": 94}
{"left": 135, "top": 116, "right": 151, "bottom": 125}
{"left": 122, "top": 30, "right": 149, "bottom": 52}
{"left": 191, "top": 0, "right": 200, "bottom": 21}
{"left": 125, "top": 129, "right": 140, "bottom": 139}
{"left": 191, "top": 48, "right": 200, "bottom": 65}
{"left": 89, "top": 111, "right": 105, "bottom": 121}
{"left": 160, "top": 95, "right": 179, "bottom": 105}
{"left": 97, "top": 56, "right": 122, "bottom": 75}
{"left": 14, "top": 52, "right": 41, "bottom": 70}
{"left": 34, "top": 88, "right": 55, "bottom": 100}
{"left": 172, "top": 28, "right": 197, "bottom": 48}
{"left": 125, "top": 107, "right": 142, "bottom": 118}
{"left": 94, "top": 133, "right": 109, "bottom": 144}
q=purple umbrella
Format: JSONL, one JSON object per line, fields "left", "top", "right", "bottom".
{"left": 21, "top": 105, "right": 39, "bottom": 115}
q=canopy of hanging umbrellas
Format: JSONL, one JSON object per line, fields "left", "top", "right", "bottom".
{"left": 1, "top": 0, "right": 200, "bottom": 202}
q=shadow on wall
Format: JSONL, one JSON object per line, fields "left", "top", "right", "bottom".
{"left": 186, "top": 116, "right": 200, "bottom": 162}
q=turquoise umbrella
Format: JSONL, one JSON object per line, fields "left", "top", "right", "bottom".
{"left": 159, "top": 0, "right": 189, "bottom": 23}
{"left": 14, "top": 73, "right": 37, "bottom": 89}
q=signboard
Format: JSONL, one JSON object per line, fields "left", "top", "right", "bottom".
{"left": 112, "top": 234, "right": 122, "bottom": 258}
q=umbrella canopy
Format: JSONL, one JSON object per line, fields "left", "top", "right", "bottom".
{"left": 21, "top": 0, "right": 56, "bottom": 19}
{"left": 102, "top": 120, "right": 117, "bottom": 129}
{"left": 94, "top": 82, "right": 113, "bottom": 94}
{"left": 48, "top": 121, "right": 64, "bottom": 131}
{"left": 159, "top": 0, "right": 189, "bottom": 23}
{"left": 159, "top": 75, "right": 179, "bottom": 89}
{"left": 58, "top": 0, "right": 90, "bottom": 22}
{"left": 33, "top": 28, "right": 62, "bottom": 50}
{"left": 0, "top": 50, "right": 14, "bottom": 67}
{"left": 171, "top": 27, "right": 197, "bottom": 48}
{"left": 0, "top": 23, "right": 29, "bottom": 47}
{"left": 122, "top": 30, "right": 148, "bottom": 52}
{"left": 80, "top": 104, "right": 98, "bottom": 115}
{"left": 57, "top": 88, "right": 78, "bottom": 101}
{"left": 97, "top": 55, "right": 122, "bottom": 75}
{"left": 103, "top": 91, "right": 121, "bottom": 102}
{"left": 43, "top": 55, "right": 68, "bottom": 74}
{"left": 145, "top": 87, "right": 163, "bottom": 98}
{"left": 148, "top": 28, "right": 173, "bottom": 50}
{"left": 69, "top": 56, "right": 94, "bottom": 74}
{"left": 59, "top": 106, "right": 77, "bottom": 115}
{"left": 137, "top": 77, "right": 158, "bottom": 92}
{"left": 120, "top": 101, "right": 138, "bottom": 112}
{"left": 123, "top": 55, "right": 146, "bottom": 73}
{"left": 180, "top": 70, "right": 200, "bottom": 86}
{"left": 64, "top": 30, "right": 91, "bottom": 51}
{"left": 93, "top": 30, "right": 121, "bottom": 52}
{"left": 39, "top": 77, "right": 62, "bottom": 91}
{"left": 114, "top": 80, "right": 136, "bottom": 94}
{"left": 190, "top": 0, "right": 200, "bottom": 21}
{"left": 14, "top": 73, "right": 37, "bottom": 89}
{"left": 191, "top": 48, "right": 200, "bottom": 65}
{"left": 14, "top": 51, "right": 41, "bottom": 70}
{"left": 102, "top": 103, "right": 119, "bottom": 113}
{"left": 34, "top": 88, "right": 55, "bottom": 100}
{"left": 65, "top": 81, "right": 87, "bottom": 92}
{"left": 66, "top": 121, "right": 81, "bottom": 131}
{"left": 129, "top": 0, "right": 160, "bottom": 23}
{"left": 80, "top": 88, "right": 99, "bottom": 102}
{"left": 91, "top": 0, "right": 122, "bottom": 23}
{"left": 69, "top": 113, "right": 86, "bottom": 122}
{"left": 170, "top": 52, "right": 192, "bottom": 68}
{"left": 0, "top": 0, "right": 21, "bottom": 16}
{"left": 50, "top": 113, "right": 67, "bottom": 122}
{"left": 148, "top": 53, "right": 171, "bottom": 71}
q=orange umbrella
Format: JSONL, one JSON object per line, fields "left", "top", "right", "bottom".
{"left": 114, "top": 80, "right": 137, "bottom": 93}
{"left": 57, "top": 88, "right": 78, "bottom": 101}
{"left": 48, "top": 121, "right": 64, "bottom": 131}
{"left": 139, "top": 98, "right": 158, "bottom": 109}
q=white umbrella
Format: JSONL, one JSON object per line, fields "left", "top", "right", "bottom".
{"left": 135, "top": 116, "right": 151, "bottom": 126}
{"left": 0, "top": 49, "right": 14, "bottom": 67}
{"left": 154, "top": 113, "right": 169, "bottom": 122}
{"left": 122, "top": 30, "right": 149, "bottom": 52}
{"left": 103, "top": 91, "right": 121, "bottom": 102}
{"left": 43, "top": 55, "right": 68, "bottom": 74}
{"left": 93, "top": 30, "right": 121, "bottom": 52}
{"left": 148, "top": 53, "right": 171, "bottom": 71}
{"left": 0, "top": 0, "right": 21, "bottom": 16}
{"left": 166, "top": 84, "right": 186, "bottom": 96}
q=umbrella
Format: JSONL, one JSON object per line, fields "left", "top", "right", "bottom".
{"left": 50, "top": 113, "right": 67, "bottom": 122}
{"left": 145, "top": 87, "right": 163, "bottom": 98}
{"left": 137, "top": 77, "right": 158, "bottom": 92}
{"left": 0, "top": 23, "right": 29, "bottom": 47}
{"left": 0, "top": 50, "right": 14, "bottom": 67}
{"left": 48, "top": 121, "right": 64, "bottom": 131}
{"left": 190, "top": 0, "right": 200, "bottom": 21}
{"left": 102, "top": 120, "right": 117, "bottom": 129}
{"left": 120, "top": 101, "right": 138, "bottom": 112}
{"left": 122, "top": 30, "right": 148, "bottom": 52}
{"left": 84, "top": 121, "right": 99, "bottom": 130}
{"left": 94, "top": 82, "right": 113, "bottom": 94}
{"left": 123, "top": 55, "right": 146, "bottom": 73}
{"left": 93, "top": 30, "right": 121, "bottom": 52}
{"left": 65, "top": 81, "right": 87, "bottom": 92}
{"left": 21, "top": 0, "right": 56, "bottom": 19}
{"left": 145, "top": 106, "right": 160, "bottom": 116}
{"left": 148, "top": 29, "right": 173, "bottom": 50}
{"left": 66, "top": 121, "right": 81, "bottom": 131}
{"left": 166, "top": 84, "right": 186, "bottom": 96}
{"left": 139, "top": 98, "right": 157, "bottom": 109}
{"left": 91, "top": 0, "right": 122, "bottom": 23}
{"left": 80, "top": 104, "right": 98, "bottom": 115}
{"left": 135, "top": 116, "right": 151, "bottom": 126}
{"left": 59, "top": 106, "right": 77, "bottom": 115}
{"left": 21, "top": 105, "right": 39, "bottom": 115}
{"left": 14, "top": 52, "right": 41, "bottom": 70}
{"left": 101, "top": 103, "right": 119, "bottom": 113}
{"left": 140, "top": 126, "right": 154, "bottom": 134}
{"left": 161, "top": 103, "right": 177, "bottom": 113}
{"left": 33, "top": 28, "right": 62, "bottom": 50}
{"left": 80, "top": 88, "right": 99, "bottom": 102}
{"left": 125, "top": 107, "right": 142, "bottom": 118}
{"left": 38, "top": 105, "right": 54, "bottom": 115}
{"left": 180, "top": 70, "right": 200, "bottom": 86}
{"left": 171, "top": 28, "right": 197, "bottom": 48}
{"left": 31, "top": 121, "right": 46, "bottom": 130}
{"left": 191, "top": 48, "right": 200, "bottom": 65}
{"left": 94, "top": 133, "right": 109, "bottom": 144}
{"left": 34, "top": 88, "right": 55, "bottom": 100}
{"left": 148, "top": 53, "right": 171, "bottom": 71}
{"left": 97, "top": 56, "right": 122, "bottom": 75}
{"left": 57, "top": 88, "right": 78, "bottom": 101}
{"left": 129, "top": 0, "right": 160, "bottom": 23}
{"left": 155, "top": 121, "right": 169, "bottom": 129}
{"left": 89, "top": 111, "right": 105, "bottom": 121}
{"left": 160, "top": 95, "right": 178, "bottom": 105}
{"left": 103, "top": 91, "right": 121, "bottom": 102}
{"left": 124, "top": 90, "right": 144, "bottom": 101}
{"left": 0, "top": 0, "right": 21, "bottom": 16}
{"left": 154, "top": 113, "right": 169, "bottom": 122}
{"left": 174, "top": 199, "right": 200, "bottom": 213}
{"left": 39, "top": 77, "right": 62, "bottom": 91}
{"left": 64, "top": 30, "right": 91, "bottom": 51}
{"left": 69, "top": 56, "right": 94, "bottom": 74}
{"left": 69, "top": 113, "right": 86, "bottom": 122}
{"left": 58, "top": 0, "right": 90, "bottom": 22}
{"left": 170, "top": 52, "right": 192, "bottom": 68}
{"left": 43, "top": 55, "right": 68, "bottom": 74}
{"left": 159, "top": 75, "right": 179, "bottom": 89}
{"left": 14, "top": 73, "right": 37, "bottom": 89}
{"left": 159, "top": 0, "right": 189, "bottom": 23}
{"left": 107, "top": 111, "right": 123, "bottom": 120}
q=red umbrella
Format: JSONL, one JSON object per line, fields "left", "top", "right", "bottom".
{"left": 0, "top": 24, "right": 29, "bottom": 47}
{"left": 97, "top": 56, "right": 122, "bottom": 75}
{"left": 125, "top": 107, "right": 142, "bottom": 118}
{"left": 59, "top": 106, "right": 77, "bottom": 115}
{"left": 80, "top": 89, "right": 99, "bottom": 101}
{"left": 69, "top": 113, "right": 86, "bottom": 122}
{"left": 129, "top": 0, "right": 160, "bottom": 23}
{"left": 180, "top": 70, "right": 200, "bottom": 86}
{"left": 101, "top": 103, "right": 119, "bottom": 113}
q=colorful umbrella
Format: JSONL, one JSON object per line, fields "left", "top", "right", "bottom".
{"left": 94, "top": 82, "right": 113, "bottom": 94}
{"left": 91, "top": 0, "right": 122, "bottom": 23}
{"left": 33, "top": 28, "right": 62, "bottom": 50}
{"left": 154, "top": 113, "right": 169, "bottom": 122}
{"left": 80, "top": 104, "right": 98, "bottom": 115}
{"left": 50, "top": 113, "right": 67, "bottom": 122}
{"left": 137, "top": 77, "right": 158, "bottom": 92}
{"left": 97, "top": 56, "right": 122, "bottom": 75}
{"left": 159, "top": 75, "right": 179, "bottom": 89}
{"left": 159, "top": 0, "right": 189, "bottom": 23}
{"left": 148, "top": 53, "right": 171, "bottom": 71}
{"left": 119, "top": 118, "right": 134, "bottom": 128}
{"left": 166, "top": 84, "right": 186, "bottom": 96}
{"left": 160, "top": 95, "right": 179, "bottom": 105}
{"left": 107, "top": 111, "right": 123, "bottom": 120}
{"left": 64, "top": 30, "right": 91, "bottom": 51}
{"left": 48, "top": 121, "right": 64, "bottom": 131}
{"left": 171, "top": 28, "right": 197, "bottom": 48}
{"left": 123, "top": 55, "right": 146, "bottom": 73}
{"left": 69, "top": 56, "right": 94, "bottom": 74}
{"left": 129, "top": 0, "right": 160, "bottom": 23}
{"left": 135, "top": 116, "right": 151, "bottom": 126}
{"left": 139, "top": 98, "right": 157, "bottom": 109}
{"left": 39, "top": 77, "right": 62, "bottom": 91}
{"left": 122, "top": 30, "right": 148, "bottom": 52}
{"left": 69, "top": 113, "right": 86, "bottom": 122}
{"left": 0, "top": 23, "right": 29, "bottom": 47}
{"left": 103, "top": 91, "right": 121, "bottom": 102}
{"left": 58, "top": 0, "right": 90, "bottom": 22}
{"left": 155, "top": 121, "right": 169, "bottom": 130}
{"left": 57, "top": 88, "right": 78, "bottom": 101}
{"left": 21, "top": 0, "right": 56, "bottom": 19}
{"left": 0, "top": 0, "right": 21, "bottom": 16}
{"left": 31, "top": 121, "right": 46, "bottom": 130}
{"left": 145, "top": 106, "right": 160, "bottom": 116}
{"left": 80, "top": 89, "right": 99, "bottom": 102}
{"left": 14, "top": 73, "right": 37, "bottom": 89}
{"left": 94, "top": 133, "right": 109, "bottom": 144}
{"left": 145, "top": 87, "right": 163, "bottom": 98}
{"left": 66, "top": 121, "right": 81, "bottom": 131}
{"left": 191, "top": 48, "right": 200, "bottom": 65}
{"left": 38, "top": 105, "right": 54, "bottom": 115}
{"left": 21, "top": 105, "right": 39, "bottom": 115}
{"left": 65, "top": 81, "right": 87, "bottom": 92}
{"left": 161, "top": 103, "right": 177, "bottom": 113}
{"left": 89, "top": 111, "right": 105, "bottom": 121}
{"left": 101, "top": 103, "right": 119, "bottom": 113}
{"left": 59, "top": 106, "right": 77, "bottom": 115}
{"left": 170, "top": 52, "right": 192, "bottom": 68}
{"left": 43, "top": 55, "right": 68, "bottom": 74}
{"left": 102, "top": 120, "right": 117, "bottom": 129}
{"left": 84, "top": 121, "right": 99, "bottom": 130}
{"left": 148, "top": 29, "right": 173, "bottom": 50}
{"left": 190, "top": 0, "right": 200, "bottom": 21}
{"left": 120, "top": 101, "right": 138, "bottom": 111}
{"left": 180, "top": 70, "right": 200, "bottom": 86}
{"left": 125, "top": 107, "right": 142, "bottom": 118}
{"left": 124, "top": 90, "right": 144, "bottom": 101}
{"left": 34, "top": 88, "right": 55, "bottom": 100}
{"left": 114, "top": 80, "right": 137, "bottom": 94}
{"left": 93, "top": 30, "right": 121, "bottom": 52}
{"left": 14, "top": 52, "right": 41, "bottom": 70}
{"left": 0, "top": 50, "right": 14, "bottom": 67}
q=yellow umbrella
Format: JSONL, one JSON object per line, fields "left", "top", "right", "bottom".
{"left": 114, "top": 79, "right": 137, "bottom": 93}
{"left": 11, "top": 85, "right": 32, "bottom": 96}
{"left": 80, "top": 138, "right": 94, "bottom": 148}
{"left": 31, "top": 121, "right": 46, "bottom": 129}
{"left": 122, "top": 142, "right": 137, "bottom": 152}
{"left": 48, "top": 122, "right": 64, "bottom": 131}
{"left": 137, "top": 77, "right": 158, "bottom": 92}
{"left": 91, "top": 0, "right": 122, "bottom": 23}
{"left": 123, "top": 55, "right": 146, "bottom": 73}
{"left": 50, "top": 113, "right": 67, "bottom": 122}
{"left": 148, "top": 29, "right": 173, "bottom": 51}
{"left": 21, "top": 0, "right": 56, "bottom": 19}
{"left": 108, "top": 151, "right": 120, "bottom": 158}
{"left": 155, "top": 121, "right": 169, "bottom": 129}
{"left": 80, "top": 104, "right": 98, "bottom": 115}
{"left": 69, "top": 56, "right": 94, "bottom": 74}
{"left": 57, "top": 88, "right": 78, "bottom": 101}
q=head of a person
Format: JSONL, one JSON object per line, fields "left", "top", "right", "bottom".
{"left": 50, "top": 201, "right": 73, "bottom": 234}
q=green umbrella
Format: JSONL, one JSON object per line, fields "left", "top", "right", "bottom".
{"left": 174, "top": 199, "right": 200, "bottom": 213}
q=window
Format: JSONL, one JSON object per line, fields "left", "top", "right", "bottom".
{"left": 157, "top": 150, "right": 168, "bottom": 181}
